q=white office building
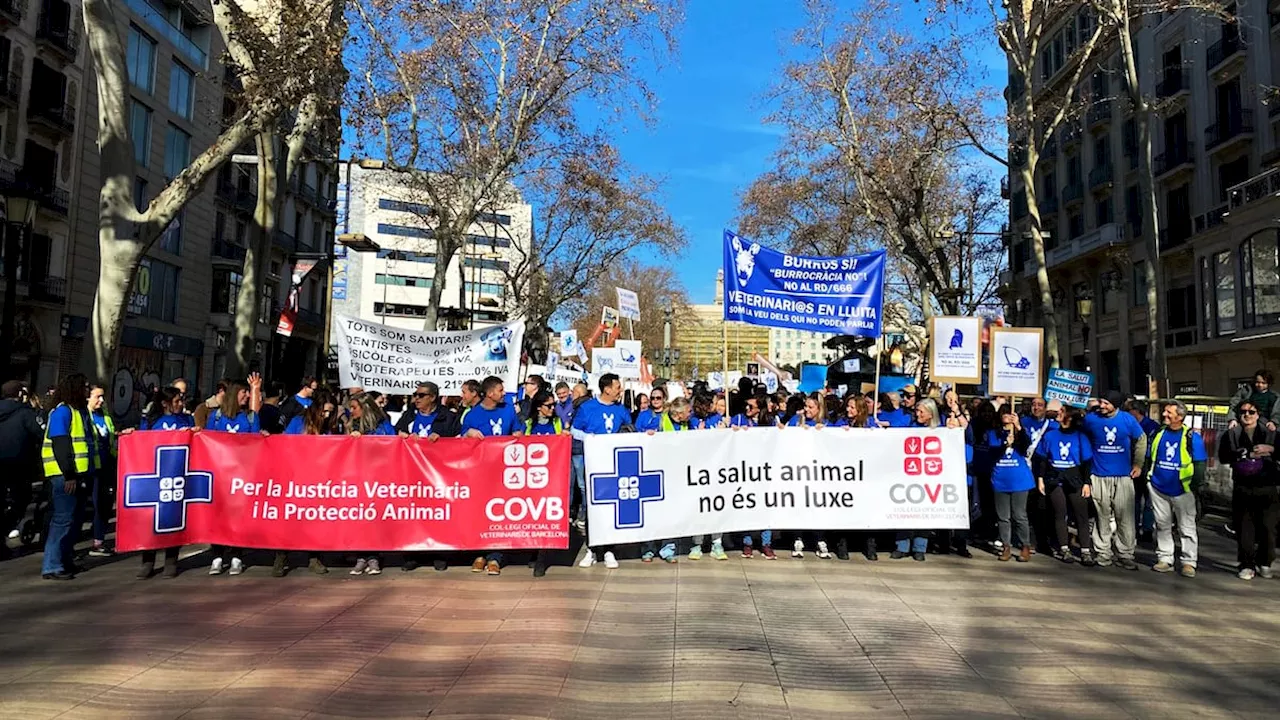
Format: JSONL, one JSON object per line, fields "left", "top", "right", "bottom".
{"left": 330, "top": 160, "right": 532, "bottom": 334}
{"left": 768, "top": 327, "right": 833, "bottom": 367}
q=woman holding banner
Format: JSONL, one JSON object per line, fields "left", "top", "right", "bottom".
{"left": 833, "top": 393, "right": 876, "bottom": 429}
{"left": 126, "top": 387, "right": 198, "bottom": 579}
{"left": 786, "top": 395, "right": 824, "bottom": 428}
{"left": 891, "top": 399, "right": 940, "bottom": 562}
{"left": 526, "top": 390, "right": 565, "bottom": 435}
{"left": 642, "top": 397, "right": 692, "bottom": 563}
{"left": 346, "top": 392, "right": 396, "bottom": 576}
{"left": 276, "top": 392, "right": 339, "bottom": 576}
{"left": 204, "top": 374, "right": 266, "bottom": 577}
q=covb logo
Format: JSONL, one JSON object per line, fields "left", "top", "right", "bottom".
{"left": 488, "top": 441, "right": 563, "bottom": 522}
{"left": 894, "top": 435, "right": 956, "bottom": 505}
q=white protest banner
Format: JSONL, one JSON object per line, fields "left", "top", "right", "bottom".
{"left": 584, "top": 428, "right": 968, "bottom": 545}
{"left": 616, "top": 287, "right": 641, "bottom": 320}
{"left": 592, "top": 347, "right": 622, "bottom": 374}
{"left": 988, "top": 327, "right": 1044, "bottom": 397}
{"left": 335, "top": 314, "right": 525, "bottom": 394}
{"left": 928, "top": 316, "right": 983, "bottom": 384}
{"left": 614, "top": 340, "right": 642, "bottom": 379}
{"left": 560, "top": 330, "right": 579, "bottom": 358}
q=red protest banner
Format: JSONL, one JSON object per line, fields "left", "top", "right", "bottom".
{"left": 115, "top": 431, "right": 571, "bottom": 552}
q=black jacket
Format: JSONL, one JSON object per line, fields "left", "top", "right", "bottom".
{"left": 0, "top": 398, "right": 43, "bottom": 465}
{"left": 1217, "top": 425, "right": 1279, "bottom": 489}
{"left": 394, "top": 406, "right": 461, "bottom": 438}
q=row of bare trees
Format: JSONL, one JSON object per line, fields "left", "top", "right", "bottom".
{"left": 740, "top": 0, "right": 1237, "bottom": 388}
{"left": 80, "top": 0, "right": 685, "bottom": 381}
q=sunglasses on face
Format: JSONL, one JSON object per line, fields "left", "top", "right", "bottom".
{"left": 1241, "top": 409, "right": 1258, "bottom": 416}
{"left": 414, "top": 392, "right": 432, "bottom": 399}
{"left": 541, "top": 403, "right": 555, "bottom": 409}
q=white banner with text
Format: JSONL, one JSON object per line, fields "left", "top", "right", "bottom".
{"left": 335, "top": 314, "right": 525, "bottom": 395}
{"left": 583, "top": 427, "right": 968, "bottom": 545}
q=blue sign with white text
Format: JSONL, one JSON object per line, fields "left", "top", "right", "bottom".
{"left": 722, "top": 230, "right": 886, "bottom": 337}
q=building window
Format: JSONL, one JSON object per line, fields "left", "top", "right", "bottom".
{"left": 211, "top": 268, "right": 242, "bottom": 313}
{"left": 130, "top": 258, "right": 180, "bottom": 322}
{"left": 464, "top": 282, "right": 505, "bottom": 297}
{"left": 1095, "top": 196, "right": 1113, "bottom": 228}
{"left": 126, "top": 26, "right": 156, "bottom": 93}
{"left": 374, "top": 273, "right": 433, "bottom": 288}
{"left": 1214, "top": 250, "right": 1237, "bottom": 335}
{"left": 134, "top": 176, "right": 148, "bottom": 213}
{"left": 376, "top": 248, "right": 436, "bottom": 264}
{"left": 258, "top": 284, "right": 276, "bottom": 324}
{"left": 164, "top": 125, "right": 191, "bottom": 179}
{"left": 158, "top": 207, "right": 183, "bottom": 255}
{"left": 168, "top": 61, "right": 194, "bottom": 119}
{"left": 373, "top": 301, "right": 431, "bottom": 318}
{"left": 130, "top": 100, "right": 152, "bottom": 166}
{"left": 463, "top": 256, "right": 509, "bottom": 271}
{"left": 1241, "top": 231, "right": 1280, "bottom": 329}
{"left": 1068, "top": 212, "right": 1084, "bottom": 240}
{"left": 1132, "top": 261, "right": 1148, "bottom": 306}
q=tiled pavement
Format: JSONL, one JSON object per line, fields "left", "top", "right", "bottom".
{"left": 1, "top": 522, "right": 1279, "bottom": 719}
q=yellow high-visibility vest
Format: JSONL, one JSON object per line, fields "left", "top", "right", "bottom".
{"left": 41, "top": 404, "right": 97, "bottom": 478}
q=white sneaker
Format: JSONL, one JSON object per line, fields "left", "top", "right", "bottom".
{"left": 578, "top": 551, "right": 596, "bottom": 568}
{"left": 816, "top": 541, "right": 831, "bottom": 559}
{"left": 792, "top": 539, "right": 804, "bottom": 558}
{"left": 208, "top": 558, "right": 224, "bottom": 575}
{"left": 603, "top": 551, "right": 619, "bottom": 569}
{"left": 6, "top": 529, "right": 18, "bottom": 539}
{"left": 1238, "top": 567, "right": 1256, "bottom": 580}
{"left": 1259, "top": 566, "right": 1274, "bottom": 579}
{"left": 228, "top": 558, "right": 244, "bottom": 576}
{"left": 350, "top": 558, "right": 368, "bottom": 575}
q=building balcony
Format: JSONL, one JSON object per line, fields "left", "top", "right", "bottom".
{"left": 1156, "top": 69, "right": 1191, "bottom": 100}
{"left": 1087, "top": 100, "right": 1113, "bottom": 129}
{"left": 1227, "top": 166, "right": 1280, "bottom": 212}
{"left": 0, "top": 0, "right": 21, "bottom": 27}
{"left": 1062, "top": 182, "right": 1083, "bottom": 206}
{"left": 297, "top": 307, "right": 324, "bottom": 329}
{"left": 212, "top": 236, "right": 247, "bottom": 263}
{"left": 1193, "top": 204, "right": 1228, "bottom": 235}
{"left": 1154, "top": 142, "right": 1194, "bottom": 179}
{"left": 0, "top": 158, "right": 18, "bottom": 191}
{"left": 1061, "top": 123, "right": 1082, "bottom": 148}
{"left": 35, "top": 13, "right": 78, "bottom": 63}
{"left": 1010, "top": 147, "right": 1027, "bottom": 169}
{"left": 273, "top": 229, "right": 295, "bottom": 251}
{"left": 1206, "top": 31, "right": 1244, "bottom": 72}
{"left": 1088, "top": 163, "right": 1113, "bottom": 190}
{"left": 26, "top": 102, "right": 75, "bottom": 137}
{"left": 123, "top": 0, "right": 208, "bottom": 69}
{"left": 1046, "top": 222, "right": 1121, "bottom": 269}
{"left": 29, "top": 275, "right": 65, "bottom": 304}
{"left": 1205, "top": 109, "right": 1253, "bottom": 153}
{"left": 37, "top": 186, "right": 68, "bottom": 216}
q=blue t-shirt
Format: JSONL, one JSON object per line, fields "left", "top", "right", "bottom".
{"left": 1149, "top": 428, "right": 1207, "bottom": 497}
{"left": 284, "top": 416, "right": 307, "bottom": 435}
{"left": 140, "top": 413, "right": 195, "bottom": 431}
{"left": 46, "top": 405, "right": 98, "bottom": 474}
{"left": 406, "top": 410, "right": 439, "bottom": 437}
{"left": 787, "top": 415, "right": 818, "bottom": 427}
{"left": 572, "top": 398, "right": 631, "bottom": 435}
{"left": 206, "top": 409, "right": 261, "bottom": 434}
{"left": 987, "top": 429, "right": 1035, "bottom": 493}
{"left": 729, "top": 413, "right": 756, "bottom": 428}
{"left": 696, "top": 413, "right": 724, "bottom": 430}
{"left": 660, "top": 418, "right": 693, "bottom": 431}
{"left": 1037, "top": 428, "right": 1093, "bottom": 470}
{"left": 1082, "top": 411, "right": 1143, "bottom": 477}
{"left": 294, "top": 394, "right": 313, "bottom": 409}
{"left": 833, "top": 416, "right": 879, "bottom": 429}
{"left": 461, "top": 403, "right": 521, "bottom": 436}
{"left": 1021, "top": 415, "right": 1059, "bottom": 439}
{"left": 634, "top": 408, "right": 662, "bottom": 433}
{"left": 367, "top": 419, "right": 397, "bottom": 436}
{"left": 876, "top": 408, "right": 911, "bottom": 428}
{"left": 1140, "top": 416, "right": 1160, "bottom": 437}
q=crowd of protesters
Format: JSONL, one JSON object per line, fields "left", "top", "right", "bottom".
{"left": 1, "top": 366, "right": 1277, "bottom": 582}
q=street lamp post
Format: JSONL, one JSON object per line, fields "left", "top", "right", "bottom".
{"left": 0, "top": 192, "right": 37, "bottom": 379}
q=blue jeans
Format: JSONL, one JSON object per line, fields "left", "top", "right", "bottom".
{"left": 895, "top": 531, "right": 927, "bottom": 554}
{"left": 742, "top": 531, "right": 773, "bottom": 547}
{"left": 42, "top": 475, "right": 83, "bottom": 575}
{"left": 571, "top": 454, "right": 586, "bottom": 520}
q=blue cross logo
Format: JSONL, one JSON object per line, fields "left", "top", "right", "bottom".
{"left": 588, "top": 447, "right": 664, "bottom": 529}
{"left": 123, "top": 446, "right": 214, "bottom": 534}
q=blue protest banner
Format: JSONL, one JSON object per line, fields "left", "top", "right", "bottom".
{"left": 1044, "top": 368, "right": 1095, "bottom": 408}
{"left": 722, "top": 230, "right": 885, "bottom": 337}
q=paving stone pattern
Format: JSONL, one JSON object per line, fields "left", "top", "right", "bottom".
{"left": 1, "top": 525, "right": 1278, "bottom": 719}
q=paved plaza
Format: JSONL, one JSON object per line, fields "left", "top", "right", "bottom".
{"left": 1, "top": 521, "right": 1278, "bottom": 720}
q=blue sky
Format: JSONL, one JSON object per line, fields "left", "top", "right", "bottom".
{"left": 607, "top": 0, "right": 1007, "bottom": 304}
